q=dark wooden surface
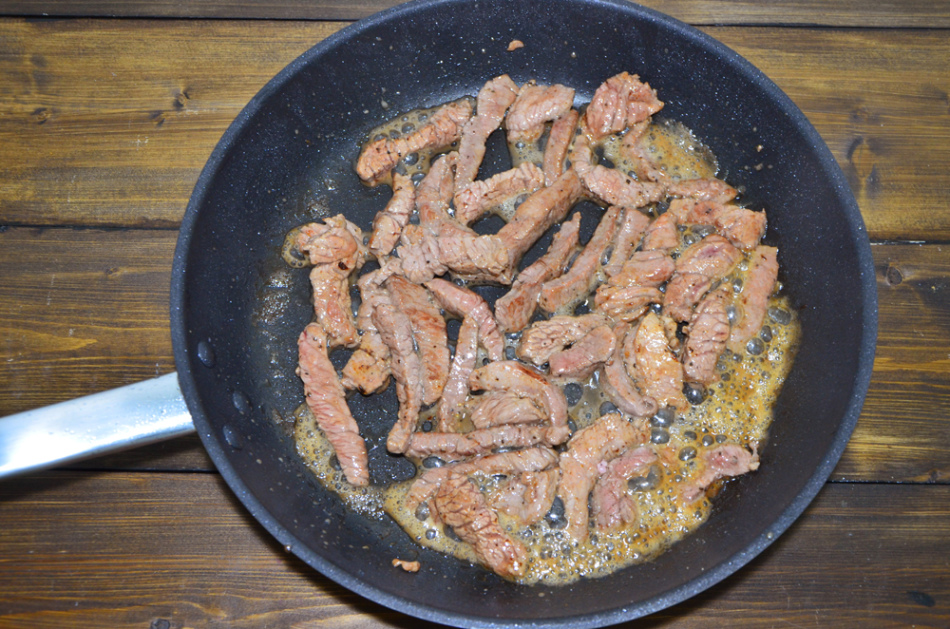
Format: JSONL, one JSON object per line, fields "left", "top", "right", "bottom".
{"left": 0, "top": 1, "right": 948, "bottom": 626}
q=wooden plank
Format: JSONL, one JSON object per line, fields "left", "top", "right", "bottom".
{"left": 0, "top": 20, "right": 948, "bottom": 238}
{"left": 2, "top": 229, "right": 949, "bottom": 481}
{"left": 0, "top": 472, "right": 946, "bottom": 627}
{"left": 2, "top": 0, "right": 950, "bottom": 27}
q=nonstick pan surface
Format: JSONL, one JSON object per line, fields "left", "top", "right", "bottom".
{"left": 170, "top": 0, "right": 877, "bottom": 625}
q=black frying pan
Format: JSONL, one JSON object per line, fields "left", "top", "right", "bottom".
{"left": 170, "top": 0, "right": 877, "bottom": 625}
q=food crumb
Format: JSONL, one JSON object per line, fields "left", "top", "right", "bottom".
{"left": 393, "top": 558, "right": 421, "bottom": 572}
{"left": 507, "top": 39, "right": 525, "bottom": 51}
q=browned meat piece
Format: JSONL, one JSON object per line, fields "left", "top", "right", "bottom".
{"left": 297, "top": 323, "right": 369, "bottom": 487}
{"left": 516, "top": 313, "right": 611, "bottom": 365}
{"left": 455, "top": 162, "right": 545, "bottom": 226}
{"left": 680, "top": 443, "right": 760, "bottom": 503}
{"left": 590, "top": 445, "right": 656, "bottom": 531}
{"left": 295, "top": 215, "right": 366, "bottom": 268}
{"left": 667, "top": 177, "right": 738, "bottom": 203}
{"left": 438, "top": 316, "right": 478, "bottom": 432}
{"left": 584, "top": 72, "right": 663, "bottom": 141}
{"left": 600, "top": 323, "right": 658, "bottom": 418}
{"left": 557, "top": 412, "right": 648, "bottom": 540}
{"left": 668, "top": 198, "right": 766, "bottom": 251}
{"left": 373, "top": 300, "right": 424, "bottom": 454}
{"left": 606, "top": 250, "right": 676, "bottom": 289}
{"left": 641, "top": 212, "right": 679, "bottom": 252}
{"left": 728, "top": 246, "right": 779, "bottom": 353}
{"left": 496, "top": 169, "right": 584, "bottom": 282}
{"left": 632, "top": 312, "right": 688, "bottom": 411}
{"left": 506, "top": 82, "right": 575, "bottom": 143}
{"left": 603, "top": 208, "right": 651, "bottom": 278}
{"left": 619, "top": 121, "right": 669, "bottom": 184}
{"left": 490, "top": 469, "right": 560, "bottom": 526}
{"left": 470, "top": 391, "right": 548, "bottom": 429}
{"left": 567, "top": 120, "right": 595, "bottom": 177}
{"left": 405, "top": 424, "right": 569, "bottom": 459}
{"left": 594, "top": 285, "right": 663, "bottom": 322}
{"left": 664, "top": 234, "right": 741, "bottom": 322}
{"left": 580, "top": 165, "right": 664, "bottom": 210}
{"left": 543, "top": 109, "right": 580, "bottom": 186}
{"left": 392, "top": 559, "right": 421, "bottom": 573}
{"left": 386, "top": 275, "right": 449, "bottom": 406}
{"left": 425, "top": 278, "right": 504, "bottom": 362}
{"left": 356, "top": 99, "right": 473, "bottom": 186}
{"left": 416, "top": 151, "right": 457, "bottom": 229}
{"left": 433, "top": 473, "right": 528, "bottom": 579}
{"left": 341, "top": 271, "right": 392, "bottom": 394}
{"left": 455, "top": 75, "right": 520, "bottom": 197}
{"left": 548, "top": 324, "right": 616, "bottom": 381}
{"left": 407, "top": 447, "right": 558, "bottom": 509}
{"left": 539, "top": 205, "right": 622, "bottom": 313}
{"left": 495, "top": 213, "right": 580, "bottom": 333}
{"left": 307, "top": 264, "right": 359, "bottom": 349}
{"left": 683, "top": 284, "right": 732, "bottom": 385}
{"left": 469, "top": 361, "right": 569, "bottom": 432}
{"left": 369, "top": 172, "right": 415, "bottom": 258}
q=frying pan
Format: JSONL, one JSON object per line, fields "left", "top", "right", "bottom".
{"left": 0, "top": 0, "right": 877, "bottom": 625}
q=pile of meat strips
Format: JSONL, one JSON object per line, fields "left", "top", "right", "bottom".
{"left": 294, "top": 72, "right": 774, "bottom": 580}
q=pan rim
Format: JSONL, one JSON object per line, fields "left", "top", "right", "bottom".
{"left": 170, "top": 0, "right": 878, "bottom": 626}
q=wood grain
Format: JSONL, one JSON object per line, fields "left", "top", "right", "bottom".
{"left": 2, "top": 0, "right": 950, "bottom": 27}
{"left": 0, "top": 20, "right": 947, "bottom": 239}
{"left": 0, "top": 471, "right": 946, "bottom": 628}
{"left": 1, "top": 228, "right": 948, "bottom": 482}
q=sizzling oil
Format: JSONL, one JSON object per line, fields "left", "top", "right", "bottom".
{"left": 292, "top": 105, "right": 801, "bottom": 585}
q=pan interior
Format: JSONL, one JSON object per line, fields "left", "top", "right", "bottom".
{"left": 171, "top": 0, "right": 876, "bottom": 625}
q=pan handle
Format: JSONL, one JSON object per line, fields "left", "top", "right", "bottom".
{"left": 0, "top": 372, "right": 195, "bottom": 479}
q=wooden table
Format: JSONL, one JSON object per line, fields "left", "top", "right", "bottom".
{"left": 0, "top": 0, "right": 948, "bottom": 626}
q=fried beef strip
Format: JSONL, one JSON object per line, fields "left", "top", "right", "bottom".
{"left": 683, "top": 284, "right": 733, "bottom": 385}
{"left": 470, "top": 391, "right": 548, "bottom": 429}
{"left": 600, "top": 322, "right": 658, "bottom": 418}
{"left": 495, "top": 212, "right": 581, "bottom": 333}
{"left": 373, "top": 298, "right": 425, "bottom": 454}
{"left": 548, "top": 324, "right": 616, "bottom": 381}
{"left": 469, "top": 361, "right": 569, "bottom": 433}
{"left": 516, "top": 313, "right": 611, "bottom": 366}
{"left": 425, "top": 278, "right": 504, "bottom": 361}
{"left": 595, "top": 250, "right": 674, "bottom": 322}
{"left": 405, "top": 424, "right": 569, "bottom": 459}
{"left": 558, "top": 412, "right": 648, "bottom": 540}
{"left": 356, "top": 99, "right": 473, "bottom": 186}
{"left": 584, "top": 72, "right": 663, "bottom": 141}
{"left": 640, "top": 211, "right": 679, "bottom": 252}
{"left": 505, "top": 82, "right": 575, "bottom": 143}
{"left": 580, "top": 165, "right": 665, "bottom": 210}
{"left": 341, "top": 271, "right": 392, "bottom": 394}
{"left": 668, "top": 198, "right": 766, "bottom": 251}
{"left": 490, "top": 469, "right": 560, "bottom": 526}
{"left": 369, "top": 172, "right": 415, "bottom": 258}
{"left": 680, "top": 443, "right": 760, "bottom": 503}
{"left": 454, "top": 162, "right": 545, "bottom": 226}
{"left": 603, "top": 208, "right": 651, "bottom": 278}
{"left": 664, "top": 234, "right": 741, "bottom": 322}
{"left": 542, "top": 109, "right": 580, "bottom": 186}
{"left": 632, "top": 311, "right": 688, "bottom": 411}
{"left": 590, "top": 445, "right": 656, "bottom": 531}
{"left": 433, "top": 473, "right": 528, "bottom": 579}
{"left": 454, "top": 74, "right": 520, "bottom": 199}
{"left": 297, "top": 323, "right": 369, "bottom": 486}
{"left": 438, "top": 315, "right": 478, "bottom": 432}
{"left": 727, "top": 245, "right": 779, "bottom": 353}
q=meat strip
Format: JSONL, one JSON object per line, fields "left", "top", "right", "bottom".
{"left": 369, "top": 172, "right": 415, "bottom": 258}
{"left": 548, "top": 324, "right": 616, "bottom": 381}
{"left": 425, "top": 278, "right": 504, "bottom": 361}
{"left": 640, "top": 212, "right": 679, "bottom": 252}
{"left": 664, "top": 234, "right": 741, "bottom": 322}
{"left": 584, "top": 72, "right": 664, "bottom": 141}
{"left": 297, "top": 323, "right": 369, "bottom": 486}
{"left": 469, "top": 361, "right": 569, "bottom": 432}
{"left": 386, "top": 275, "right": 450, "bottom": 406}
{"left": 606, "top": 249, "right": 676, "bottom": 289}
{"left": 438, "top": 315, "right": 478, "bottom": 432}
{"left": 470, "top": 391, "right": 548, "bottom": 429}
{"left": 727, "top": 245, "right": 778, "bottom": 353}
{"left": 632, "top": 311, "right": 688, "bottom": 411}
{"left": 594, "top": 285, "right": 663, "bottom": 322}
{"left": 490, "top": 469, "right": 560, "bottom": 526}
{"left": 296, "top": 215, "right": 365, "bottom": 266}
{"left": 516, "top": 313, "right": 611, "bottom": 365}
{"left": 356, "top": 99, "right": 473, "bottom": 186}
{"left": 405, "top": 424, "right": 569, "bottom": 459}
{"left": 341, "top": 271, "right": 392, "bottom": 394}
{"left": 683, "top": 284, "right": 732, "bottom": 385}
{"left": 496, "top": 169, "right": 584, "bottom": 282}
{"left": 454, "top": 75, "right": 520, "bottom": 198}
{"left": 433, "top": 473, "right": 528, "bottom": 579}
{"left": 619, "top": 121, "right": 669, "bottom": 184}
{"left": 667, "top": 177, "right": 737, "bottom": 203}
{"left": 407, "top": 447, "right": 558, "bottom": 510}
{"left": 557, "top": 412, "right": 648, "bottom": 540}
{"left": 539, "top": 204, "right": 622, "bottom": 313}
{"left": 600, "top": 322, "right": 658, "bottom": 418}
{"left": 495, "top": 212, "right": 581, "bottom": 333}
{"left": 373, "top": 299, "right": 424, "bottom": 454}
{"left": 308, "top": 264, "right": 359, "bottom": 349}
{"left": 580, "top": 165, "right": 664, "bottom": 210}
{"left": 454, "top": 162, "right": 545, "bottom": 226}
{"left": 542, "top": 109, "right": 580, "bottom": 186}
{"left": 506, "top": 82, "right": 575, "bottom": 143}
{"left": 590, "top": 445, "right": 656, "bottom": 531}
{"left": 603, "top": 208, "right": 651, "bottom": 278}
{"left": 668, "top": 198, "right": 766, "bottom": 251}
{"left": 680, "top": 443, "right": 760, "bottom": 503}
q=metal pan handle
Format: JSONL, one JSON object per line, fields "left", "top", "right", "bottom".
{"left": 0, "top": 372, "right": 195, "bottom": 478}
